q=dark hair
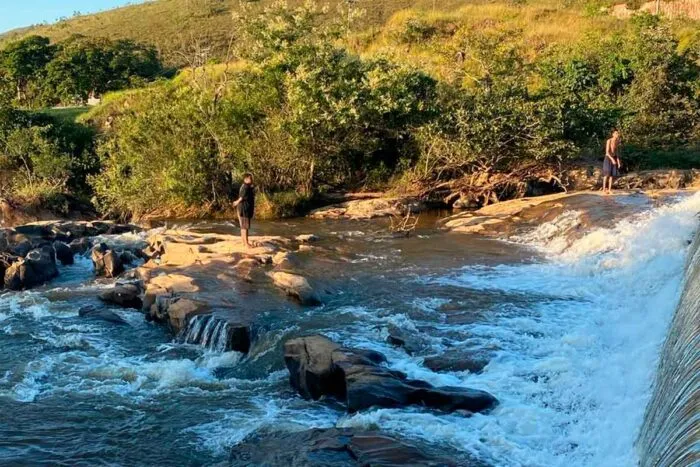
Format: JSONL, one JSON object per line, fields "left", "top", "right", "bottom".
{"left": 243, "top": 173, "right": 253, "bottom": 180}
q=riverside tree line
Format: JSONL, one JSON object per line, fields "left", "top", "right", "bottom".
{"left": 0, "top": 2, "right": 698, "bottom": 218}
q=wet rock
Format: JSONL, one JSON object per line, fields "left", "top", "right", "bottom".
{"left": 386, "top": 326, "right": 425, "bottom": 355}
{"left": 284, "top": 335, "right": 498, "bottom": 414}
{"left": 78, "top": 305, "right": 128, "bottom": 325}
{"left": 119, "top": 250, "right": 140, "bottom": 266}
{"left": 295, "top": 234, "right": 319, "bottom": 243}
{"left": 180, "top": 314, "right": 253, "bottom": 353}
{"left": 423, "top": 351, "right": 490, "bottom": 374}
{"left": 99, "top": 283, "right": 143, "bottom": 309}
{"left": 269, "top": 271, "right": 321, "bottom": 306}
{"left": 4, "top": 246, "right": 59, "bottom": 290}
{"left": 53, "top": 241, "right": 74, "bottom": 265}
{"left": 91, "top": 243, "right": 124, "bottom": 278}
{"left": 230, "top": 428, "right": 471, "bottom": 467}
{"left": 69, "top": 237, "right": 92, "bottom": 255}
{"left": 272, "top": 251, "right": 299, "bottom": 270}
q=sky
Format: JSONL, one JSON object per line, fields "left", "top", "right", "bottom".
{"left": 0, "top": 0, "right": 146, "bottom": 34}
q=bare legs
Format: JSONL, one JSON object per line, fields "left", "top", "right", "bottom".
{"left": 241, "top": 228, "right": 250, "bottom": 249}
{"left": 601, "top": 176, "right": 614, "bottom": 194}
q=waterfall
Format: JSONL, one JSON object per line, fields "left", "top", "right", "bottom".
{"left": 179, "top": 314, "right": 233, "bottom": 352}
{"left": 638, "top": 232, "right": 700, "bottom": 467}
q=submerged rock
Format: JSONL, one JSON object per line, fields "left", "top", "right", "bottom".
{"left": 78, "top": 305, "right": 128, "bottom": 325}
{"left": 230, "top": 428, "right": 473, "bottom": 467}
{"left": 91, "top": 243, "right": 124, "bottom": 278}
{"left": 423, "top": 350, "right": 491, "bottom": 374}
{"left": 4, "top": 246, "right": 59, "bottom": 290}
{"left": 284, "top": 335, "right": 498, "bottom": 414}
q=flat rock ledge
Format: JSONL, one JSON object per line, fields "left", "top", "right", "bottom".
{"left": 284, "top": 335, "right": 498, "bottom": 414}
{"left": 230, "top": 428, "right": 486, "bottom": 467}
{"left": 125, "top": 229, "right": 325, "bottom": 351}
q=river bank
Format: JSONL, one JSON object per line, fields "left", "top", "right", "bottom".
{"left": 2, "top": 168, "right": 699, "bottom": 229}
{"left": 0, "top": 189, "right": 697, "bottom": 465}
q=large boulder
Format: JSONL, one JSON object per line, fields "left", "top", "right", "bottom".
{"left": 99, "top": 283, "right": 143, "bottom": 309}
{"left": 91, "top": 243, "right": 124, "bottom": 278}
{"left": 53, "top": 241, "right": 74, "bottom": 266}
{"left": 284, "top": 335, "right": 498, "bottom": 414}
{"left": 269, "top": 271, "right": 321, "bottom": 306}
{"left": 230, "top": 428, "right": 474, "bottom": 467}
{"left": 4, "top": 246, "right": 59, "bottom": 290}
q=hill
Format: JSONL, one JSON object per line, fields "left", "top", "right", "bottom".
{"left": 0, "top": 0, "right": 478, "bottom": 67}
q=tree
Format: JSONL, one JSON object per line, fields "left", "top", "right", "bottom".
{"left": 0, "top": 36, "right": 55, "bottom": 103}
{"left": 44, "top": 35, "right": 162, "bottom": 105}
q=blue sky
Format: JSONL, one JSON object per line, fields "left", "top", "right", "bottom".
{"left": 0, "top": 1, "right": 145, "bottom": 34}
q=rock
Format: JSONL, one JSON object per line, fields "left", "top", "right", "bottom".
{"left": 423, "top": 351, "right": 491, "bottom": 374}
{"left": 78, "top": 305, "right": 128, "bottom": 325}
{"left": 386, "top": 327, "right": 425, "bottom": 355}
{"left": 11, "top": 239, "right": 33, "bottom": 257}
{"left": 295, "top": 234, "right": 319, "bottom": 243}
{"left": 271, "top": 251, "right": 300, "bottom": 270}
{"left": 0, "top": 252, "right": 18, "bottom": 287}
{"left": 230, "top": 428, "right": 470, "bottom": 467}
{"left": 119, "top": 250, "right": 139, "bottom": 266}
{"left": 269, "top": 271, "right": 321, "bottom": 306}
{"left": 180, "top": 314, "right": 253, "bottom": 353}
{"left": 91, "top": 243, "right": 124, "bottom": 278}
{"left": 4, "top": 246, "right": 59, "bottom": 290}
{"left": 99, "top": 283, "right": 143, "bottom": 309}
{"left": 284, "top": 335, "right": 497, "bottom": 414}
{"left": 151, "top": 297, "right": 209, "bottom": 334}
{"left": 53, "top": 241, "right": 74, "bottom": 265}
{"left": 69, "top": 237, "right": 92, "bottom": 255}
{"left": 310, "top": 197, "right": 425, "bottom": 220}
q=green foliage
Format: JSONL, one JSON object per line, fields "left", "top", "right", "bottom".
{"left": 0, "top": 35, "right": 162, "bottom": 107}
{"left": 92, "top": 3, "right": 438, "bottom": 216}
{"left": 0, "top": 36, "right": 55, "bottom": 104}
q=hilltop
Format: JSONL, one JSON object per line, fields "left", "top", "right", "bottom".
{"left": 0, "top": 0, "right": 477, "bottom": 66}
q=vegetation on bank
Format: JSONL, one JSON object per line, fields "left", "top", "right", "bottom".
{"left": 0, "top": 34, "right": 162, "bottom": 108}
{"left": 0, "top": 1, "right": 699, "bottom": 219}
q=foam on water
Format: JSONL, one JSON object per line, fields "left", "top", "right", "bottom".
{"left": 339, "top": 193, "right": 700, "bottom": 467}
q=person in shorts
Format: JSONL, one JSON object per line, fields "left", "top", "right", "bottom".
{"left": 233, "top": 173, "right": 255, "bottom": 248}
{"left": 602, "top": 130, "right": 622, "bottom": 194}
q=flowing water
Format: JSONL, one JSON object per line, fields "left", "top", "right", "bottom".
{"left": 0, "top": 193, "right": 698, "bottom": 466}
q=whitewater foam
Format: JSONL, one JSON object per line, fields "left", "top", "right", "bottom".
{"left": 340, "top": 192, "right": 700, "bottom": 466}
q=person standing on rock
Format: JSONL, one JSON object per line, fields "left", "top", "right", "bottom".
{"left": 602, "top": 129, "right": 622, "bottom": 194}
{"left": 233, "top": 173, "right": 255, "bottom": 249}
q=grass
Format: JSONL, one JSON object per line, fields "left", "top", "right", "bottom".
{"left": 40, "top": 106, "right": 90, "bottom": 124}
{"left": 0, "top": 0, "right": 490, "bottom": 67}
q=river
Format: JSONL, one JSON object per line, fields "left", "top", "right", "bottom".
{"left": 0, "top": 192, "right": 698, "bottom": 466}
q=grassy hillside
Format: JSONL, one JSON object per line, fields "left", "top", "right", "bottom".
{"left": 0, "top": 0, "right": 480, "bottom": 67}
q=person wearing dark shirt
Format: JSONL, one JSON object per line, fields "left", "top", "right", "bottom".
{"left": 233, "top": 173, "right": 255, "bottom": 249}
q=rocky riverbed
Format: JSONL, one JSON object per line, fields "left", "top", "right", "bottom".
{"left": 1, "top": 189, "right": 697, "bottom": 466}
